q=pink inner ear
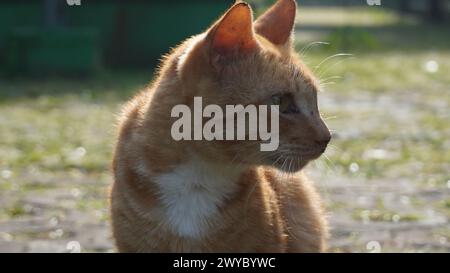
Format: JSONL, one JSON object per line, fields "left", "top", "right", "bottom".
{"left": 211, "top": 3, "right": 257, "bottom": 56}
{"left": 255, "top": 0, "right": 297, "bottom": 45}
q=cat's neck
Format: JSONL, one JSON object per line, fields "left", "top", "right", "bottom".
{"left": 153, "top": 152, "right": 245, "bottom": 239}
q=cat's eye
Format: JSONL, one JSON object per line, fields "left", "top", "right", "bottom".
{"left": 271, "top": 94, "right": 299, "bottom": 114}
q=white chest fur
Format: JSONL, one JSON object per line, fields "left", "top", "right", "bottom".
{"left": 154, "top": 157, "right": 241, "bottom": 239}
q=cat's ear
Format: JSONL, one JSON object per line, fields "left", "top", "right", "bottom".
{"left": 208, "top": 2, "right": 258, "bottom": 58}
{"left": 254, "top": 0, "right": 297, "bottom": 47}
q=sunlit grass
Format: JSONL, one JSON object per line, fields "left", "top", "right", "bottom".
{"left": 296, "top": 7, "right": 414, "bottom": 27}
{"left": 352, "top": 208, "right": 421, "bottom": 223}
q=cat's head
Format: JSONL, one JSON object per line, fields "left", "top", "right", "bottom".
{"left": 177, "top": 0, "right": 331, "bottom": 172}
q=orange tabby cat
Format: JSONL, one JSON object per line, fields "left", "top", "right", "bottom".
{"left": 110, "top": 0, "right": 331, "bottom": 252}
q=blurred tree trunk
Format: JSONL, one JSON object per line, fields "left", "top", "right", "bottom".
{"left": 44, "top": 0, "right": 64, "bottom": 27}
{"left": 428, "top": 0, "right": 445, "bottom": 22}
{"left": 399, "top": 0, "right": 410, "bottom": 13}
{"left": 44, "top": 0, "right": 58, "bottom": 27}
{"left": 109, "top": 3, "right": 129, "bottom": 66}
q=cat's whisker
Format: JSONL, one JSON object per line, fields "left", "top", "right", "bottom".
{"left": 322, "top": 154, "right": 337, "bottom": 175}
{"left": 319, "top": 75, "right": 342, "bottom": 85}
{"left": 299, "top": 41, "right": 330, "bottom": 57}
{"left": 272, "top": 155, "right": 283, "bottom": 168}
{"left": 229, "top": 141, "right": 261, "bottom": 165}
{"left": 317, "top": 56, "right": 355, "bottom": 80}
{"left": 313, "top": 159, "right": 320, "bottom": 170}
{"left": 319, "top": 78, "right": 342, "bottom": 90}
{"left": 289, "top": 158, "right": 294, "bottom": 177}
{"left": 319, "top": 82, "right": 336, "bottom": 87}
{"left": 278, "top": 157, "right": 289, "bottom": 180}
{"left": 286, "top": 158, "right": 292, "bottom": 177}
{"left": 318, "top": 76, "right": 342, "bottom": 90}
{"left": 253, "top": 151, "right": 278, "bottom": 165}
{"left": 322, "top": 115, "right": 338, "bottom": 121}
{"left": 327, "top": 144, "right": 342, "bottom": 152}
{"left": 230, "top": 152, "right": 247, "bottom": 167}
{"left": 329, "top": 132, "right": 339, "bottom": 141}
{"left": 313, "top": 158, "right": 332, "bottom": 199}
{"left": 313, "top": 53, "right": 352, "bottom": 73}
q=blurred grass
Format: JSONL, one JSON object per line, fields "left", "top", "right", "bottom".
{"left": 0, "top": 6, "right": 449, "bottom": 252}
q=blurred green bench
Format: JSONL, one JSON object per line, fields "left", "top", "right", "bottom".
{"left": 5, "top": 27, "right": 100, "bottom": 76}
{"left": 0, "top": 0, "right": 233, "bottom": 76}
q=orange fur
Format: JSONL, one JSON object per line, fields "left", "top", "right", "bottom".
{"left": 110, "top": 0, "right": 331, "bottom": 253}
